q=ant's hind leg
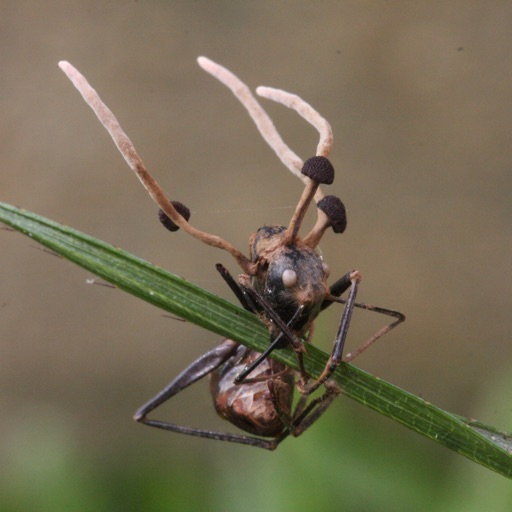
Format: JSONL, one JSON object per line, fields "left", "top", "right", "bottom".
{"left": 134, "top": 339, "right": 285, "bottom": 450}
{"left": 134, "top": 339, "right": 238, "bottom": 424}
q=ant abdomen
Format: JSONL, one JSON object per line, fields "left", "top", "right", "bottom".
{"left": 210, "top": 344, "right": 294, "bottom": 437}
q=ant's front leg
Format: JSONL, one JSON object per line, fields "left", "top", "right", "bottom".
{"left": 303, "top": 270, "right": 406, "bottom": 395}
{"left": 342, "top": 300, "right": 405, "bottom": 362}
{"left": 300, "top": 270, "right": 362, "bottom": 394}
{"left": 216, "top": 264, "right": 308, "bottom": 382}
{"left": 215, "top": 263, "right": 255, "bottom": 313}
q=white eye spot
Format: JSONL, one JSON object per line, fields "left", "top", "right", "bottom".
{"left": 322, "top": 262, "right": 330, "bottom": 278}
{"left": 282, "top": 269, "right": 297, "bottom": 288}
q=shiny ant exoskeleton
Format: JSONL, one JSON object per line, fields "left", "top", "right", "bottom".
{"left": 59, "top": 57, "right": 405, "bottom": 450}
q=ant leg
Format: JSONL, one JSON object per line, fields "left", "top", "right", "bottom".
{"left": 301, "top": 271, "right": 361, "bottom": 394}
{"left": 304, "top": 271, "right": 405, "bottom": 393}
{"left": 233, "top": 306, "right": 305, "bottom": 384}
{"left": 268, "top": 379, "right": 341, "bottom": 437}
{"left": 216, "top": 263, "right": 255, "bottom": 312}
{"left": 217, "top": 264, "right": 308, "bottom": 379}
{"left": 239, "top": 279, "right": 307, "bottom": 359}
{"left": 134, "top": 339, "right": 280, "bottom": 450}
{"left": 326, "top": 270, "right": 405, "bottom": 361}
{"left": 321, "top": 271, "right": 353, "bottom": 310}
{"left": 134, "top": 340, "right": 238, "bottom": 419}
{"left": 342, "top": 302, "right": 405, "bottom": 362}
{"left": 291, "top": 381, "right": 341, "bottom": 435}
{"left": 216, "top": 263, "right": 307, "bottom": 382}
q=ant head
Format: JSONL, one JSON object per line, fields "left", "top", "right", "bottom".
{"left": 249, "top": 225, "right": 331, "bottom": 334}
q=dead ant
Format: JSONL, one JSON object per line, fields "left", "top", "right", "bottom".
{"left": 59, "top": 57, "right": 405, "bottom": 450}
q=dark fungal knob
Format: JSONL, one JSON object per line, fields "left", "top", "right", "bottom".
{"left": 317, "top": 195, "right": 347, "bottom": 233}
{"left": 301, "top": 156, "right": 335, "bottom": 185}
{"left": 302, "top": 194, "right": 347, "bottom": 248}
{"left": 158, "top": 201, "right": 191, "bottom": 232}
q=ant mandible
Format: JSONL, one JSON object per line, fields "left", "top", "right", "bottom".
{"left": 59, "top": 57, "right": 405, "bottom": 450}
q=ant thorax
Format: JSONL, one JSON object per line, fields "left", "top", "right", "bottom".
{"left": 249, "top": 225, "right": 330, "bottom": 338}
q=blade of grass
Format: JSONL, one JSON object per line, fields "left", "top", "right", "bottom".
{"left": 1, "top": 200, "right": 511, "bottom": 478}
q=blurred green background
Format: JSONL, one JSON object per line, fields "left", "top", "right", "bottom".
{"left": 1, "top": 2, "right": 511, "bottom": 510}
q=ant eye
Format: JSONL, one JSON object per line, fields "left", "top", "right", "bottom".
{"left": 282, "top": 269, "right": 298, "bottom": 288}
{"left": 322, "top": 262, "right": 330, "bottom": 278}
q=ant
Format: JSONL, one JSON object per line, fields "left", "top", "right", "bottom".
{"left": 59, "top": 57, "right": 405, "bottom": 450}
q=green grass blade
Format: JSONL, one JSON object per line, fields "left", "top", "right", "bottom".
{"left": 1, "top": 201, "right": 511, "bottom": 478}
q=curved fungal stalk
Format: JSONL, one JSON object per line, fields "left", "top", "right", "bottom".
{"left": 197, "top": 57, "right": 329, "bottom": 202}
{"left": 256, "top": 86, "right": 333, "bottom": 164}
{"left": 197, "top": 57, "right": 303, "bottom": 179}
{"left": 58, "top": 60, "right": 253, "bottom": 274}
{"left": 255, "top": 86, "right": 336, "bottom": 241}
{"left": 198, "top": 57, "right": 337, "bottom": 244}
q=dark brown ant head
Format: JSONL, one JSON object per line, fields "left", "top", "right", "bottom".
{"left": 249, "top": 225, "right": 330, "bottom": 335}
{"left": 243, "top": 156, "right": 346, "bottom": 335}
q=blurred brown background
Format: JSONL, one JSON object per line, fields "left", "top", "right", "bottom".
{"left": 1, "top": 2, "right": 511, "bottom": 510}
